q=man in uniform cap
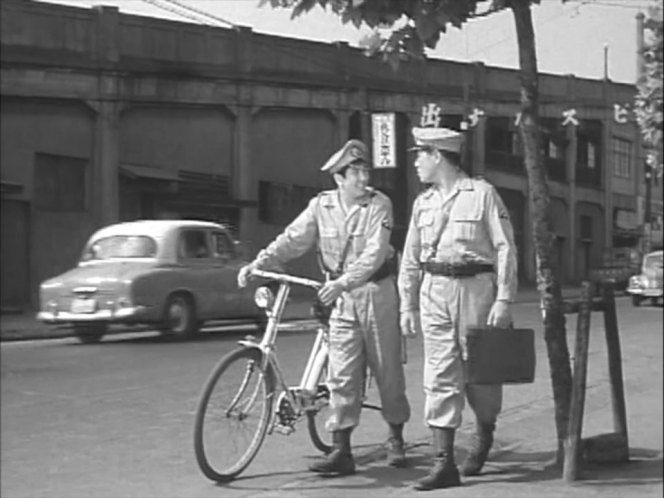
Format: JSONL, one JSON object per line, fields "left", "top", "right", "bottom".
{"left": 398, "top": 126, "right": 518, "bottom": 490}
{"left": 238, "top": 139, "right": 411, "bottom": 476}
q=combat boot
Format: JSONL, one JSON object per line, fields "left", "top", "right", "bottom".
{"left": 308, "top": 428, "right": 355, "bottom": 476}
{"left": 461, "top": 422, "right": 495, "bottom": 476}
{"left": 413, "top": 427, "right": 461, "bottom": 491}
{"left": 386, "top": 423, "right": 407, "bottom": 468}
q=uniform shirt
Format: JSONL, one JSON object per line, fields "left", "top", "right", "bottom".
{"left": 254, "top": 187, "right": 394, "bottom": 291}
{"left": 398, "top": 176, "right": 518, "bottom": 312}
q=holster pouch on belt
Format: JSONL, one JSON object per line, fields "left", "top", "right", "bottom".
{"left": 420, "top": 261, "right": 494, "bottom": 278}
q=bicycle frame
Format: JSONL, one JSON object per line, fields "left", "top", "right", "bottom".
{"left": 238, "top": 269, "right": 328, "bottom": 434}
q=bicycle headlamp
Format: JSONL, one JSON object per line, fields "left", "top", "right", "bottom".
{"left": 254, "top": 286, "right": 275, "bottom": 310}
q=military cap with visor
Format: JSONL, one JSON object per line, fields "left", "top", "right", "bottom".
{"left": 320, "top": 139, "right": 370, "bottom": 175}
{"left": 409, "top": 127, "right": 465, "bottom": 153}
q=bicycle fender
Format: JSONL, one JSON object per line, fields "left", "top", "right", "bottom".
{"left": 235, "top": 342, "right": 274, "bottom": 378}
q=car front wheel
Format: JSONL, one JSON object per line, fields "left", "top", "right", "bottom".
{"left": 632, "top": 295, "right": 643, "bottom": 307}
{"left": 160, "top": 294, "right": 199, "bottom": 340}
{"left": 73, "top": 323, "right": 107, "bottom": 344}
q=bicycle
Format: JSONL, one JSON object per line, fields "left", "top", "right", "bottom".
{"left": 193, "top": 268, "right": 382, "bottom": 483}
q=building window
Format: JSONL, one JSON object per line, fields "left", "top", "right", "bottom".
{"left": 34, "top": 153, "right": 87, "bottom": 211}
{"left": 580, "top": 214, "right": 593, "bottom": 241}
{"left": 540, "top": 118, "right": 567, "bottom": 182}
{"left": 611, "top": 137, "right": 632, "bottom": 179}
{"left": 258, "top": 181, "right": 319, "bottom": 225}
{"left": 486, "top": 117, "right": 516, "bottom": 154}
{"left": 576, "top": 121, "right": 602, "bottom": 186}
{"left": 485, "top": 116, "right": 523, "bottom": 173}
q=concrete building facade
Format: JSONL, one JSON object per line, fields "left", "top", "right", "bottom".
{"left": 1, "top": 0, "right": 661, "bottom": 311}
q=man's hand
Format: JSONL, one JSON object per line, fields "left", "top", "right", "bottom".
{"left": 400, "top": 310, "right": 421, "bottom": 338}
{"left": 487, "top": 300, "right": 512, "bottom": 328}
{"left": 237, "top": 263, "right": 256, "bottom": 288}
{"left": 317, "top": 279, "right": 345, "bottom": 306}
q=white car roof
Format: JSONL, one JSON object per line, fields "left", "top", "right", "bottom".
{"left": 89, "top": 220, "right": 227, "bottom": 240}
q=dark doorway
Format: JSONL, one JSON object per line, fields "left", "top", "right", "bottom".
{"left": 1, "top": 200, "right": 30, "bottom": 311}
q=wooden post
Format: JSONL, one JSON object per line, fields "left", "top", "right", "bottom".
{"left": 601, "top": 282, "right": 630, "bottom": 452}
{"left": 563, "top": 281, "right": 593, "bottom": 483}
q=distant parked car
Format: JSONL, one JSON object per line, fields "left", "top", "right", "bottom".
{"left": 37, "top": 220, "right": 260, "bottom": 343}
{"left": 626, "top": 249, "right": 663, "bottom": 306}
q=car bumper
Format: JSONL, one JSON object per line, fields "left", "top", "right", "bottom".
{"left": 626, "top": 287, "right": 663, "bottom": 298}
{"left": 37, "top": 306, "right": 150, "bottom": 324}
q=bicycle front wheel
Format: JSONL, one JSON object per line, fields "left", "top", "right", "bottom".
{"left": 194, "top": 347, "right": 274, "bottom": 482}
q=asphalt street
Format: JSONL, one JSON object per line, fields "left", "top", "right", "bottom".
{"left": 1, "top": 297, "right": 662, "bottom": 498}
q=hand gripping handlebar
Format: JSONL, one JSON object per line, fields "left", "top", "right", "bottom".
{"left": 250, "top": 269, "right": 322, "bottom": 290}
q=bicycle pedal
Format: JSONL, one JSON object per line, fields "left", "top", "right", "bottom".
{"left": 273, "top": 424, "right": 295, "bottom": 436}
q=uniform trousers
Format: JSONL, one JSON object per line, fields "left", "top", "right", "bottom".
{"left": 325, "top": 276, "right": 411, "bottom": 431}
{"left": 419, "top": 271, "right": 502, "bottom": 428}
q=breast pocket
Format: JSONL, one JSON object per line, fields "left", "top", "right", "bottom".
{"left": 415, "top": 209, "right": 437, "bottom": 255}
{"left": 452, "top": 208, "right": 483, "bottom": 242}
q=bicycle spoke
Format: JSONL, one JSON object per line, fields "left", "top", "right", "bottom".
{"left": 194, "top": 348, "right": 273, "bottom": 481}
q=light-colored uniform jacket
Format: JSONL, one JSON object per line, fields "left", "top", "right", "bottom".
{"left": 398, "top": 176, "right": 518, "bottom": 311}
{"left": 254, "top": 187, "right": 394, "bottom": 286}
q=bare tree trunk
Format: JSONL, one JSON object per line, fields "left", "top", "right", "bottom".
{"left": 511, "top": 0, "right": 573, "bottom": 465}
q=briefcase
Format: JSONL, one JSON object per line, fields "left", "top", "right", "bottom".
{"left": 465, "top": 327, "right": 536, "bottom": 384}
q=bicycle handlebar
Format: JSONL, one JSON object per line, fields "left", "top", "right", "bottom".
{"left": 251, "top": 269, "right": 322, "bottom": 290}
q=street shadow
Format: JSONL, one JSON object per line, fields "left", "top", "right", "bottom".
{"left": 469, "top": 447, "right": 662, "bottom": 488}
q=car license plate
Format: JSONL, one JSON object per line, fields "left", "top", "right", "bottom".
{"left": 71, "top": 298, "right": 96, "bottom": 314}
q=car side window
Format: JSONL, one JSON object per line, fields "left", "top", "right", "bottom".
{"left": 178, "top": 230, "right": 211, "bottom": 259}
{"left": 212, "top": 231, "right": 236, "bottom": 260}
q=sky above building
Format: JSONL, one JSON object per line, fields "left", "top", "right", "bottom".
{"left": 35, "top": 0, "right": 656, "bottom": 84}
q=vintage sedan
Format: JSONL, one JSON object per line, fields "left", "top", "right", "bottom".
{"left": 626, "top": 249, "right": 663, "bottom": 306}
{"left": 37, "top": 220, "right": 260, "bottom": 343}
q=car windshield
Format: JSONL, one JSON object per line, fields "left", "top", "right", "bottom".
{"left": 82, "top": 235, "right": 158, "bottom": 261}
{"left": 644, "top": 252, "right": 663, "bottom": 271}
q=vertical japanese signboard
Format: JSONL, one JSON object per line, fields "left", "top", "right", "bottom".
{"left": 371, "top": 113, "right": 396, "bottom": 169}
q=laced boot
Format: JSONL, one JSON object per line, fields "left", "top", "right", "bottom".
{"left": 461, "top": 422, "right": 495, "bottom": 476}
{"left": 413, "top": 427, "right": 461, "bottom": 491}
{"left": 386, "top": 423, "right": 407, "bottom": 468}
{"left": 308, "top": 428, "right": 355, "bottom": 476}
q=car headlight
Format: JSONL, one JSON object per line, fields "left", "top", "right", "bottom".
{"left": 629, "top": 276, "right": 642, "bottom": 287}
{"left": 254, "top": 286, "right": 275, "bottom": 310}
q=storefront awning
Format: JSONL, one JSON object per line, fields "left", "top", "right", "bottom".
{"left": 0, "top": 180, "right": 24, "bottom": 195}
{"left": 120, "top": 164, "right": 181, "bottom": 182}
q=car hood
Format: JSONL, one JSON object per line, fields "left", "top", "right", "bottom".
{"left": 42, "top": 260, "right": 158, "bottom": 294}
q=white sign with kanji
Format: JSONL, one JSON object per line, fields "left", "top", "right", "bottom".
{"left": 371, "top": 113, "right": 396, "bottom": 169}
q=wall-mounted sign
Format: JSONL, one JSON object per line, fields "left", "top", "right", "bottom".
{"left": 371, "top": 113, "right": 396, "bottom": 169}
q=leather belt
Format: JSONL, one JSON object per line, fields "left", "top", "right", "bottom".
{"left": 420, "top": 261, "right": 494, "bottom": 278}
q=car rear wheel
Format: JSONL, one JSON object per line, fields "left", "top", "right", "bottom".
{"left": 160, "top": 294, "right": 199, "bottom": 340}
{"left": 73, "top": 323, "right": 107, "bottom": 344}
{"left": 632, "top": 295, "right": 643, "bottom": 307}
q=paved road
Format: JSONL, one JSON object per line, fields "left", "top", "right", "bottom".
{"left": 1, "top": 297, "right": 662, "bottom": 498}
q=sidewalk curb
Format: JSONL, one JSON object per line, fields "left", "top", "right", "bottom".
{"left": 0, "top": 290, "right": 625, "bottom": 343}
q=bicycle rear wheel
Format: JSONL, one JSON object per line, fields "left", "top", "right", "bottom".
{"left": 306, "top": 361, "right": 333, "bottom": 454}
{"left": 194, "top": 347, "right": 274, "bottom": 482}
